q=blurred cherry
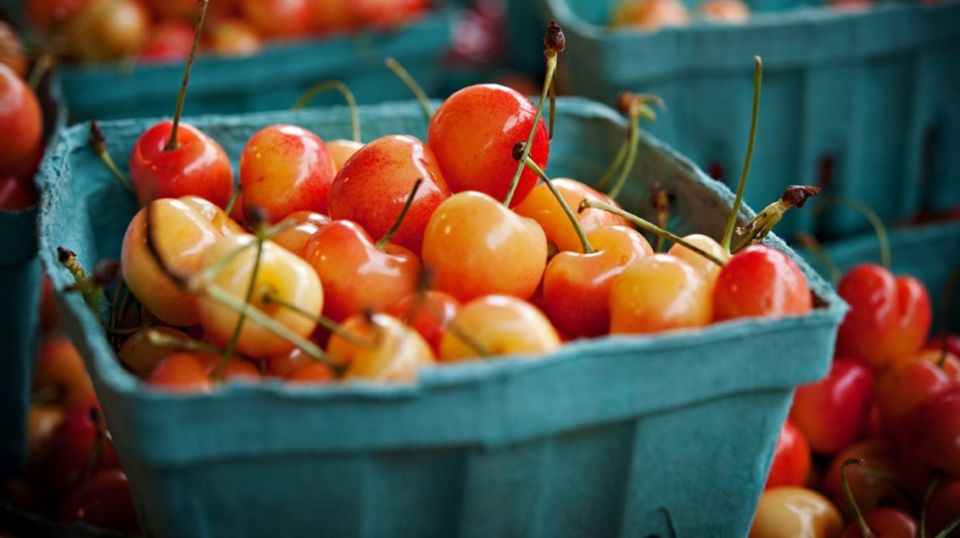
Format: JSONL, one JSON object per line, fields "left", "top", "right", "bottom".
{"left": 790, "top": 358, "right": 875, "bottom": 455}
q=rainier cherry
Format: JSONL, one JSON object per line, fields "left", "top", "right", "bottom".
{"left": 269, "top": 211, "right": 331, "bottom": 258}
{"left": 611, "top": 0, "right": 691, "bottom": 31}
{"left": 147, "top": 353, "right": 213, "bottom": 392}
{"left": 33, "top": 336, "right": 96, "bottom": 410}
{"left": 242, "top": 0, "right": 316, "bottom": 38}
{"left": 0, "top": 64, "right": 42, "bottom": 175}
{"left": 139, "top": 21, "right": 194, "bottom": 63}
{"left": 204, "top": 17, "right": 262, "bottom": 56}
{"left": 713, "top": 245, "right": 812, "bottom": 321}
{"left": 118, "top": 327, "right": 194, "bottom": 377}
{"left": 698, "top": 0, "right": 750, "bottom": 22}
{"left": 327, "top": 313, "right": 434, "bottom": 382}
{"left": 440, "top": 295, "right": 560, "bottom": 361}
{"left": 387, "top": 290, "right": 461, "bottom": 356}
{"left": 749, "top": 487, "right": 843, "bottom": 538}
{"left": 610, "top": 254, "right": 713, "bottom": 334}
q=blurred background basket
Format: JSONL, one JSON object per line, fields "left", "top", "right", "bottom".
{"left": 38, "top": 98, "right": 844, "bottom": 537}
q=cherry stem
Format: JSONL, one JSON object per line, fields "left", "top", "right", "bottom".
{"left": 191, "top": 219, "right": 298, "bottom": 287}
{"left": 935, "top": 516, "right": 960, "bottom": 538}
{"left": 376, "top": 178, "right": 423, "bottom": 251}
{"left": 721, "top": 56, "right": 763, "bottom": 253}
{"left": 26, "top": 53, "right": 53, "bottom": 92}
{"left": 504, "top": 23, "right": 563, "bottom": 208}
{"left": 446, "top": 320, "right": 492, "bottom": 358}
{"left": 214, "top": 234, "right": 265, "bottom": 379}
{"left": 841, "top": 458, "right": 874, "bottom": 538}
{"left": 164, "top": 0, "right": 210, "bottom": 151}
{"left": 58, "top": 247, "right": 104, "bottom": 313}
{"left": 548, "top": 74, "right": 557, "bottom": 139}
{"left": 813, "top": 196, "right": 891, "bottom": 269}
{"left": 595, "top": 138, "right": 628, "bottom": 192}
{"left": 732, "top": 185, "right": 821, "bottom": 253}
{"left": 89, "top": 121, "right": 134, "bottom": 194}
{"left": 796, "top": 232, "right": 841, "bottom": 284}
{"left": 579, "top": 199, "right": 726, "bottom": 267}
{"left": 517, "top": 151, "right": 594, "bottom": 253}
{"left": 920, "top": 473, "right": 942, "bottom": 538}
{"left": 145, "top": 328, "right": 222, "bottom": 355}
{"left": 606, "top": 110, "right": 640, "bottom": 202}
{"left": 291, "top": 80, "right": 361, "bottom": 143}
{"left": 385, "top": 57, "right": 433, "bottom": 121}
{"left": 651, "top": 183, "right": 670, "bottom": 252}
{"left": 224, "top": 188, "right": 241, "bottom": 219}
{"left": 260, "top": 292, "right": 376, "bottom": 349}
{"left": 936, "top": 268, "right": 959, "bottom": 369}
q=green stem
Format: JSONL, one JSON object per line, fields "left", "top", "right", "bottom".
{"left": 503, "top": 52, "right": 557, "bottom": 207}
{"left": 920, "top": 474, "right": 942, "bottom": 538}
{"left": 224, "top": 187, "right": 241, "bottom": 218}
{"left": 841, "top": 459, "right": 874, "bottom": 538}
{"left": 145, "top": 328, "right": 222, "bottom": 355}
{"left": 164, "top": 0, "right": 210, "bottom": 151}
{"left": 261, "top": 292, "right": 375, "bottom": 349}
{"left": 579, "top": 199, "right": 726, "bottom": 267}
{"left": 214, "top": 235, "right": 264, "bottom": 380}
{"left": 606, "top": 110, "right": 640, "bottom": 201}
{"left": 446, "top": 320, "right": 492, "bottom": 358}
{"left": 720, "top": 56, "right": 763, "bottom": 253}
{"left": 813, "top": 196, "right": 891, "bottom": 269}
{"left": 375, "top": 179, "right": 422, "bottom": 251}
{"left": 90, "top": 122, "right": 134, "bottom": 194}
{"left": 595, "top": 138, "right": 628, "bottom": 192}
{"left": 934, "top": 516, "right": 960, "bottom": 538}
{"left": 291, "top": 80, "right": 361, "bottom": 143}
{"left": 385, "top": 57, "right": 433, "bottom": 120}
{"left": 521, "top": 155, "right": 594, "bottom": 253}
{"left": 796, "top": 233, "right": 841, "bottom": 284}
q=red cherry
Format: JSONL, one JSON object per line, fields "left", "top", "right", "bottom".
{"left": 285, "top": 362, "right": 337, "bottom": 384}
{"left": 46, "top": 399, "right": 120, "bottom": 500}
{"left": 240, "top": 124, "right": 336, "bottom": 223}
{"left": 129, "top": 121, "right": 234, "bottom": 208}
{"left": 139, "top": 21, "right": 195, "bottom": 63}
{"left": 764, "top": 420, "right": 811, "bottom": 489}
{"left": 428, "top": 84, "right": 549, "bottom": 206}
{"left": 840, "top": 508, "right": 916, "bottom": 538}
{"left": 0, "top": 64, "right": 42, "bottom": 175}
{"left": 387, "top": 290, "right": 461, "bottom": 356}
{"left": 270, "top": 210, "right": 331, "bottom": 258}
{"left": 821, "top": 440, "right": 912, "bottom": 519}
{"left": 57, "top": 469, "right": 140, "bottom": 534}
{"left": 877, "top": 358, "right": 955, "bottom": 434}
{"left": 835, "top": 264, "right": 931, "bottom": 370}
{"left": 241, "top": 0, "right": 316, "bottom": 38}
{"left": 713, "top": 245, "right": 812, "bottom": 321}
{"left": 0, "top": 175, "right": 37, "bottom": 210}
{"left": 790, "top": 358, "right": 874, "bottom": 455}
{"left": 328, "top": 134, "right": 450, "bottom": 254}
{"left": 903, "top": 386, "right": 960, "bottom": 476}
{"left": 26, "top": 0, "right": 90, "bottom": 33}
{"left": 146, "top": 353, "right": 213, "bottom": 393}
{"left": 926, "top": 479, "right": 960, "bottom": 536}
{"left": 355, "top": 0, "right": 428, "bottom": 29}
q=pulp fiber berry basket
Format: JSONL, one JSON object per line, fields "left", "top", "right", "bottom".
{"left": 0, "top": 71, "right": 65, "bottom": 480}
{"left": 38, "top": 98, "right": 845, "bottom": 537}
{"left": 528, "top": 0, "right": 960, "bottom": 240}
{"left": 53, "top": 7, "right": 460, "bottom": 122}
{"left": 801, "top": 219, "right": 960, "bottom": 334}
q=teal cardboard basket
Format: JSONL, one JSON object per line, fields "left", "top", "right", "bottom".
{"left": 0, "top": 70, "right": 65, "bottom": 480}
{"left": 525, "top": 0, "right": 960, "bottom": 241}
{"left": 38, "top": 98, "right": 845, "bottom": 537}
{"left": 56, "top": 8, "right": 460, "bottom": 122}
{"left": 801, "top": 219, "right": 960, "bottom": 334}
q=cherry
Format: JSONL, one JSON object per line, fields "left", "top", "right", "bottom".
{"left": 33, "top": 336, "right": 96, "bottom": 410}
{"left": 925, "top": 480, "right": 960, "bottom": 537}
{"left": 121, "top": 198, "right": 224, "bottom": 326}
{"left": 821, "top": 439, "right": 912, "bottom": 520}
{"left": 197, "top": 233, "right": 324, "bottom": 358}
{"left": 149, "top": 0, "right": 237, "bottom": 19}
{"left": 147, "top": 352, "right": 213, "bottom": 392}
{"left": 303, "top": 219, "right": 418, "bottom": 322}
{"left": 713, "top": 245, "right": 812, "bottom": 321}
{"left": 205, "top": 17, "right": 262, "bottom": 56}
{"left": 839, "top": 459, "right": 917, "bottom": 538}
{"left": 195, "top": 353, "right": 261, "bottom": 382}
{"left": 118, "top": 327, "right": 194, "bottom": 377}
{"left": 26, "top": 0, "right": 89, "bottom": 32}
{"left": 611, "top": 0, "right": 691, "bottom": 31}
{"left": 270, "top": 210, "right": 331, "bottom": 258}
{"left": 356, "top": 0, "right": 428, "bottom": 29}
{"left": 57, "top": 469, "right": 140, "bottom": 534}
{"left": 698, "top": 0, "right": 750, "bottom": 22}
{"left": 904, "top": 386, "right": 960, "bottom": 477}
{"left": 750, "top": 487, "right": 843, "bottom": 538}
{"left": 285, "top": 361, "right": 337, "bottom": 384}
{"left": 428, "top": 84, "right": 548, "bottom": 206}
{"left": 328, "top": 134, "right": 451, "bottom": 253}
{"left": 312, "top": 0, "right": 356, "bottom": 33}
{"left": 179, "top": 194, "right": 245, "bottom": 236}
{"left": 139, "top": 20, "right": 195, "bottom": 63}
{"left": 387, "top": 290, "right": 461, "bottom": 357}
{"left": 59, "top": 0, "right": 151, "bottom": 62}
{"left": 26, "top": 404, "right": 64, "bottom": 465}
{"left": 610, "top": 254, "right": 713, "bottom": 334}
{"left": 877, "top": 358, "right": 956, "bottom": 434}
{"left": 790, "top": 358, "right": 875, "bottom": 455}
{"left": 241, "top": 0, "right": 316, "bottom": 38}
{"left": 422, "top": 191, "right": 547, "bottom": 302}
{"left": 240, "top": 124, "right": 336, "bottom": 223}
{"left": 765, "top": 420, "right": 811, "bottom": 490}
{"left": 327, "top": 313, "right": 434, "bottom": 382}
{"left": 666, "top": 234, "right": 729, "bottom": 291}
{"left": 835, "top": 264, "right": 932, "bottom": 370}
{"left": 513, "top": 178, "right": 628, "bottom": 253}
{"left": 0, "top": 21, "right": 28, "bottom": 78}
{"left": 0, "top": 175, "right": 38, "bottom": 210}
{"left": 0, "top": 63, "right": 42, "bottom": 175}
{"left": 440, "top": 295, "right": 560, "bottom": 361}
{"left": 45, "top": 399, "right": 120, "bottom": 499}
{"left": 267, "top": 347, "right": 313, "bottom": 378}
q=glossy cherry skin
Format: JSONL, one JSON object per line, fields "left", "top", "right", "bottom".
{"left": 904, "top": 387, "right": 960, "bottom": 476}
{"left": 356, "top": 0, "right": 428, "bottom": 28}
{"left": 328, "top": 134, "right": 451, "bottom": 254}
{"left": 666, "top": 234, "right": 730, "bottom": 292}
{"left": 764, "top": 420, "right": 811, "bottom": 490}
{"left": 542, "top": 225, "right": 653, "bottom": 338}
{"left": 285, "top": 361, "right": 337, "bottom": 384}
{"left": 0, "top": 64, "right": 42, "bottom": 175}
{"left": 877, "top": 358, "right": 955, "bottom": 433}
{"left": 789, "top": 358, "right": 875, "bottom": 455}
{"left": 749, "top": 487, "right": 843, "bottom": 538}
{"left": 139, "top": 20, "right": 194, "bottom": 63}
{"left": 609, "top": 254, "right": 712, "bottom": 334}
{"left": 513, "top": 178, "right": 629, "bottom": 253}
{"left": 59, "top": 0, "right": 150, "bottom": 62}
{"left": 46, "top": 399, "right": 120, "bottom": 499}
{"left": 713, "top": 245, "right": 812, "bottom": 321}
{"left": 926, "top": 480, "right": 960, "bottom": 537}
{"left": 327, "top": 313, "right": 434, "bottom": 382}
{"left": 439, "top": 295, "right": 560, "bottom": 362}
{"left": 57, "top": 469, "right": 140, "bottom": 534}
{"left": 130, "top": 122, "right": 234, "bottom": 208}
{"left": 266, "top": 347, "right": 313, "bottom": 378}
{"left": 422, "top": 191, "right": 547, "bottom": 302}
{"left": 840, "top": 508, "right": 916, "bottom": 538}
{"left": 118, "top": 327, "right": 192, "bottom": 377}
{"left": 835, "top": 264, "right": 931, "bottom": 370}
{"left": 0, "top": 175, "right": 37, "bottom": 210}
{"left": 428, "top": 84, "right": 549, "bottom": 206}
{"left": 240, "top": 124, "right": 336, "bottom": 223}
{"left": 312, "top": 0, "right": 356, "bottom": 32}
{"left": 821, "top": 439, "right": 912, "bottom": 520}
{"left": 270, "top": 210, "right": 331, "bottom": 258}
{"left": 195, "top": 353, "right": 261, "bottom": 383}
{"left": 179, "top": 195, "right": 245, "bottom": 236}
{"left": 33, "top": 336, "right": 96, "bottom": 410}
{"left": 205, "top": 17, "right": 262, "bottom": 56}
{"left": 241, "top": 0, "right": 316, "bottom": 38}
{"left": 147, "top": 353, "right": 214, "bottom": 393}
{"left": 303, "top": 219, "right": 419, "bottom": 322}
{"left": 326, "top": 139, "right": 364, "bottom": 171}
{"left": 387, "top": 290, "right": 461, "bottom": 356}
{"left": 611, "top": 0, "right": 691, "bottom": 30}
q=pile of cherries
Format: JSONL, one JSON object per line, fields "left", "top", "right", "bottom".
{"left": 753, "top": 244, "right": 960, "bottom": 535}
{"left": 21, "top": 0, "right": 429, "bottom": 64}
{"left": 0, "top": 22, "right": 45, "bottom": 210}
{"left": 59, "top": 17, "right": 817, "bottom": 392}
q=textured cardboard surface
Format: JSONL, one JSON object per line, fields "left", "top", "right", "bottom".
{"left": 38, "top": 98, "right": 845, "bottom": 537}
